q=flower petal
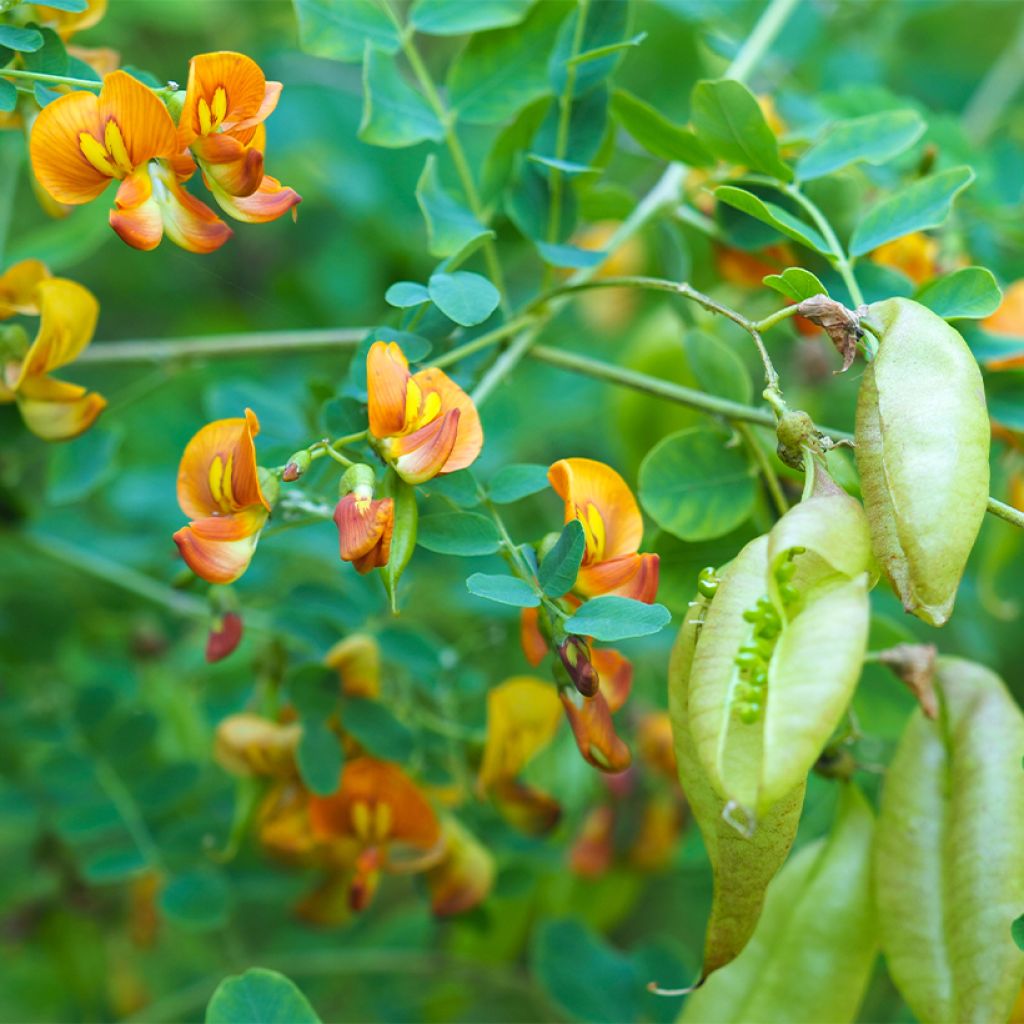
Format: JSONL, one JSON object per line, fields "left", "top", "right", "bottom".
{"left": 15, "top": 277, "right": 99, "bottom": 385}
{"left": 334, "top": 494, "right": 393, "bottom": 573}
{"left": 16, "top": 374, "right": 106, "bottom": 440}
{"left": 176, "top": 408, "right": 268, "bottom": 519}
{"left": 151, "top": 163, "right": 233, "bottom": 255}
{"left": 590, "top": 647, "right": 633, "bottom": 712}
{"left": 0, "top": 259, "right": 50, "bottom": 318}
{"left": 207, "top": 173, "right": 301, "bottom": 224}
{"left": 478, "top": 676, "right": 562, "bottom": 790}
{"left": 560, "top": 689, "right": 632, "bottom": 773}
{"left": 548, "top": 458, "right": 644, "bottom": 563}
{"left": 109, "top": 166, "right": 164, "bottom": 251}
{"left": 367, "top": 341, "right": 411, "bottom": 439}
{"left": 180, "top": 51, "right": 268, "bottom": 144}
{"left": 490, "top": 779, "right": 562, "bottom": 836}
{"left": 98, "top": 70, "right": 178, "bottom": 168}
{"left": 173, "top": 513, "right": 266, "bottom": 584}
{"left": 392, "top": 409, "right": 460, "bottom": 484}
{"left": 576, "top": 551, "right": 659, "bottom": 602}
{"left": 214, "top": 712, "right": 301, "bottom": 777}
{"left": 519, "top": 608, "right": 548, "bottom": 667}
{"left": 569, "top": 805, "right": 616, "bottom": 877}
{"left": 324, "top": 634, "right": 381, "bottom": 699}
{"left": 410, "top": 367, "right": 483, "bottom": 474}
{"left": 29, "top": 88, "right": 110, "bottom": 204}
{"left": 425, "top": 818, "right": 495, "bottom": 917}
{"left": 192, "top": 132, "right": 264, "bottom": 197}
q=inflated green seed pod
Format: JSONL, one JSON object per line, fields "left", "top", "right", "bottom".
{"left": 875, "top": 657, "right": 1024, "bottom": 1023}
{"left": 680, "top": 784, "right": 877, "bottom": 1024}
{"left": 668, "top": 585, "right": 804, "bottom": 984}
{"left": 856, "top": 298, "right": 990, "bottom": 626}
{"left": 380, "top": 469, "right": 417, "bottom": 613}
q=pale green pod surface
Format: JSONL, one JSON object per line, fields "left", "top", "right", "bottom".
{"left": 875, "top": 657, "right": 1024, "bottom": 1023}
{"left": 680, "top": 784, "right": 877, "bottom": 1024}
{"left": 687, "top": 536, "right": 770, "bottom": 811}
{"left": 855, "top": 298, "right": 990, "bottom": 626}
{"left": 668, "top": 591, "right": 804, "bottom": 983}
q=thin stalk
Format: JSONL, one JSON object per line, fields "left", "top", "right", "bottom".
{"left": 725, "top": 0, "right": 802, "bottom": 84}
{"left": 471, "top": 324, "right": 542, "bottom": 406}
{"left": 987, "top": 496, "right": 1024, "bottom": 531}
{"left": 962, "top": 14, "right": 1024, "bottom": 144}
{"left": 78, "top": 327, "right": 365, "bottom": 364}
{"left": 755, "top": 304, "right": 801, "bottom": 332}
{"left": 429, "top": 315, "right": 537, "bottom": 369}
{"left": 1, "top": 67, "right": 103, "bottom": 90}
{"left": 737, "top": 422, "right": 789, "bottom": 516}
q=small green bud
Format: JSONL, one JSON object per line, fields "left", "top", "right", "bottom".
{"left": 339, "top": 462, "right": 377, "bottom": 498}
{"left": 164, "top": 89, "right": 187, "bottom": 121}
{"left": 282, "top": 449, "right": 312, "bottom": 482}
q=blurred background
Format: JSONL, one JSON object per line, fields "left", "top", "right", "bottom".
{"left": 1, "top": 0, "right": 1023, "bottom": 1020}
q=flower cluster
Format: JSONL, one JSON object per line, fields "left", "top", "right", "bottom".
{"left": 29, "top": 52, "right": 299, "bottom": 253}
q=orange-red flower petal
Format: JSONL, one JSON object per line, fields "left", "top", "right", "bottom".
{"left": 334, "top": 493, "right": 394, "bottom": 574}
{"left": 560, "top": 689, "right": 631, "bottom": 773}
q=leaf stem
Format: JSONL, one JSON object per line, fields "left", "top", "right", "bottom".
{"left": 0, "top": 66, "right": 176, "bottom": 94}
{"left": 429, "top": 314, "right": 537, "bottom": 369}
{"left": 736, "top": 421, "right": 790, "bottom": 516}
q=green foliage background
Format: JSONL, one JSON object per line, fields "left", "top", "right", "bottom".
{"left": 1, "top": 0, "right": 1023, "bottom": 1021}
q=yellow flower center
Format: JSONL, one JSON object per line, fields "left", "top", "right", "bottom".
{"left": 197, "top": 86, "right": 229, "bottom": 135}
{"left": 577, "top": 502, "right": 607, "bottom": 563}
{"left": 78, "top": 119, "right": 134, "bottom": 179}
{"left": 402, "top": 377, "right": 442, "bottom": 434}
{"left": 350, "top": 799, "right": 393, "bottom": 844}
{"left": 208, "top": 452, "right": 236, "bottom": 513}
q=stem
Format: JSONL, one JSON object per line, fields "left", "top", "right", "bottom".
{"left": 725, "top": 0, "right": 802, "bottom": 84}
{"left": 429, "top": 315, "right": 537, "bottom": 369}
{"left": 987, "top": 496, "right": 1024, "bottom": 531}
{"left": 471, "top": 324, "right": 542, "bottom": 406}
{"left": 962, "top": 14, "right": 1024, "bottom": 144}
{"left": 388, "top": 4, "right": 509, "bottom": 308}
{"left": 1, "top": 67, "right": 103, "bottom": 90}
{"left": 78, "top": 328, "right": 365, "bottom": 364}
{"left": 755, "top": 304, "right": 801, "bottom": 332}
{"left": 737, "top": 421, "right": 789, "bottom": 516}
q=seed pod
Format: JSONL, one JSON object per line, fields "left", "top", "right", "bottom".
{"left": 681, "top": 785, "right": 876, "bottom": 1023}
{"left": 855, "top": 298, "right": 990, "bottom": 626}
{"left": 380, "top": 469, "right": 417, "bottom": 613}
{"left": 875, "top": 657, "right": 1024, "bottom": 1023}
{"left": 668, "top": 586, "right": 804, "bottom": 983}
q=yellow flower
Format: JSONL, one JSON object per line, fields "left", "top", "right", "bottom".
{"left": 0, "top": 259, "right": 104, "bottom": 440}
{"left": 870, "top": 232, "right": 940, "bottom": 285}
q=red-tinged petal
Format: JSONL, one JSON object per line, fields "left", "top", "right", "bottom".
{"left": 167, "top": 147, "right": 198, "bottom": 182}
{"left": 576, "top": 551, "right": 659, "bottom": 602}
{"left": 367, "top": 341, "right": 411, "bottom": 439}
{"left": 0, "top": 259, "right": 50, "bottom": 318}
{"left": 490, "top": 779, "right": 562, "bottom": 836}
{"left": 628, "top": 552, "right": 660, "bottom": 603}
{"left": 409, "top": 367, "right": 483, "bottom": 473}
{"left": 180, "top": 51, "right": 267, "bottom": 144}
{"left": 16, "top": 374, "right": 106, "bottom": 440}
{"left": 591, "top": 647, "right": 633, "bottom": 712}
{"left": 99, "top": 70, "right": 178, "bottom": 168}
{"left": 392, "top": 408, "right": 460, "bottom": 484}
{"left": 334, "top": 494, "right": 393, "bottom": 572}
{"left": 519, "top": 608, "right": 548, "bottom": 667}
{"left": 150, "top": 163, "right": 232, "bottom": 254}
{"left": 207, "top": 173, "right": 301, "bottom": 224}
{"left": 549, "top": 458, "right": 644, "bottom": 564}
{"left": 192, "top": 132, "right": 263, "bottom": 197}
{"left": 560, "top": 689, "right": 632, "bottom": 773}
{"left": 109, "top": 166, "right": 163, "bottom": 251}
{"left": 206, "top": 611, "right": 243, "bottom": 663}
{"left": 247, "top": 80, "right": 282, "bottom": 129}
{"left": 173, "top": 516, "right": 265, "bottom": 584}
{"left": 29, "top": 88, "right": 109, "bottom": 204}
{"left": 177, "top": 408, "right": 267, "bottom": 519}
{"left": 569, "top": 805, "right": 616, "bottom": 877}
{"left": 15, "top": 277, "right": 99, "bottom": 385}
{"left": 478, "top": 677, "right": 562, "bottom": 791}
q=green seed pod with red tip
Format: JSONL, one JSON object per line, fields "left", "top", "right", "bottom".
{"left": 856, "top": 298, "right": 989, "bottom": 626}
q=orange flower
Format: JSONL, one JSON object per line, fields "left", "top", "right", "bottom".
{"left": 324, "top": 634, "right": 381, "bottom": 699}
{"left": 714, "top": 242, "right": 793, "bottom": 289}
{"left": 560, "top": 685, "right": 631, "bottom": 773}
{"left": 30, "top": 70, "right": 232, "bottom": 253}
{"left": 172, "top": 409, "right": 271, "bottom": 584}
{"left": 0, "top": 260, "right": 105, "bottom": 440}
{"left": 367, "top": 341, "right": 483, "bottom": 484}
{"left": 334, "top": 491, "right": 394, "bottom": 573}
{"left": 308, "top": 757, "right": 443, "bottom": 911}
{"left": 178, "top": 52, "right": 301, "bottom": 223}
{"left": 548, "top": 458, "right": 659, "bottom": 602}
{"left": 33, "top": 0, "right": 108, "bottom": 39}
{"left": 869, "top": 232, "right": 939, "bottom": 285}
{"left": 983, "top": 280, "right": 1024, "bottom": 339}
{"left": 636, "top": 710, "right": 678, "bottom": 783}
{"left": 214, "top": 713, "right": 301, "bottom": 778}
{"left": 424, "top": 817, "right": 495, "bottom": 917}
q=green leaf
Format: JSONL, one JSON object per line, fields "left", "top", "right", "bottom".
{"left": 1012, "top": 914, "right": 1024, "bottom": 952}
{"left": 21, "top": 26, "right": 67, "bottom": 76}
{"left": 466, "top": 573, "right": 539, "bottom": 607}
{"left": 681, "top": 785, "right": 876, "bottom": 1023}
{"left": 668, "top": 587, "right": 804, "bottom": 981}
{"left": 417, "top": 511, "right": 501, "bottom": 556}
{"left": 385, "top": 281, "right": 430, "bottom": 308}
{"left": 715, "top": 185, "right": 830, "bottom": 254}
{"left": 538, "top": 520, "right": 586, "bottom": 597}
{"left": 284, "top": 664, "right": 339, "bottom": 720}
{"left": 914, "top": 266, "right": 1002, "bottom": 320}
{"left": 549, "top": 0, "right": 628, "bottom": 98}
{"left": 535, "top": 241, "right": 606, "bottom": 268}
{"left": 160, "top": 868, "right": 231, "bottom": 931}
{"left": 639, "top": 427, "right": 757, "bottom": 542}
{"left": 564, "top": 596, "right": 671, "bottom": 642}
{"left": 421, "top": 469, "right": 480, "bottom": 508}
{"left": 481, "top": 96, "right": 551, "bottom": 204}
{"left": 46, "top": 424, "right": 122, "bottom": 505}
{"left": 489, "top": 463, "right": 551, "bottom": 503}
{"left": 691, "top": 79, "right": 792, "bottom": 181}
{"left": 447, "top": 1, "right": 567, "bottom": 124}
{"left": 684, "top": 330, "right": 753, "bottom": 404}
{"left": 875, "top": 658, "right": 1024, "bottom": 1024}
{"left": 341, "top": 697, "right": 415, "bottom": 762}
{"left": 427, "top": 271, "right": 500, "bottom": 326}
{"left": 533, "top": 84, "right": 609, "bottom": 170}
{"left": 410, "top": 0, "right": 535, "bottom": 35}
{"left": 849, "top": 166, "right": 975, "bottom": 256}
{"left": 0, "top": 79, "right": 15, "bottom": 113}
{"left": 796, "top": 109, "right": 925, "bottom": 181}
{"left": 82, "top": 847, "right": 149, "bottom": 884}
{"left": 415, "top": 155, "right": 492, "bottom": 260}
{"left": 762, "top": 266, "right": 828, "bottom": 302}
{"left": 382, "top": 471, "right": 418, "bottom": 613}
{"left": 296, "top": 718, "right": 344, "bottom": 795}
{"left": 532, "top": 919, "right": 639, "bottom": 1024}
{"left": 34, "top": 0, "right": 88, "bottom": 10}
{"left": 526, "top": 153, "right": 595, "bottom": 176}
{"left": 610, "top": 89, "right": 713, "bottom": 166}
{"left": 359, "top": 45, "right": 444, "bottom": 148}
{"left": 292, "top": 0, "right": 399, "bottom": 62}
{"left": 206, "top": 968, "right": 321, "bottom": 1024}
{"left": 0, "top": 26, "right": 44, "bottom": 52}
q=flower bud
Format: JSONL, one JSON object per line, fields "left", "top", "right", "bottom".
{"left": 334, "top": 493, "right": 394, "bottom": 574}
{"left": 257, "top": 466, "right": 280, "bottom": 508}
{"left": 558, "top": 635, "right": 599, "bottom": 697}
{"left": 206, "top": 611, "right": 243, "bottom": 663}
{"left": 856, "top": 298, "right": 990, "bottom": 626}
{"left": 339, "top": 462, "right": 377, "bottom": 499}
{"left": 282, "top": 449, "right": 312, "bottom": 482}
{"left": 164, "top": 89, "right": 187, "bottom": 121}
